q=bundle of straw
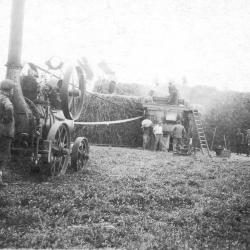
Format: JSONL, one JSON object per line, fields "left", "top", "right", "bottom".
{"left": 74, "top": 93, "right": 144, "bottom": 147}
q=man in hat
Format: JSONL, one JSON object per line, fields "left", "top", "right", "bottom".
{"left": 153, "top": 120, "right": 164, "bottom": 151}
{"left": 172, "top": 120, "right": 186, "bottom": 153}
{"left": 0, "top": 79, "right": 15, "bottom": 187}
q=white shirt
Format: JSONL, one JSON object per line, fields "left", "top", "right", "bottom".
{"left": 153, "top": 124, "right": 163, "bottom": 135}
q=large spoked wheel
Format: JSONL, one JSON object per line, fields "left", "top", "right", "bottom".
{"left": 71, "top": 137, "right": 89, "bottom": 171}
{"left": 60, "top": 66, "right": 85, "bottom": 120}
{"left": 47, "top": 123, "right": 71, "bottom": 176}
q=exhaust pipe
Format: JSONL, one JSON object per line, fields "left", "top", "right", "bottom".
{"left": 6, "top": 0, "right": 31, "bottom": 134}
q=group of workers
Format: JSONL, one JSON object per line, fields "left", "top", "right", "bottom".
{"left": 142, "top": 118, "right": 186, "bottom": 152}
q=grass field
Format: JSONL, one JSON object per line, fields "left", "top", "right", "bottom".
{"left": 0, "top": 146, "right": 249, "bottom": 249}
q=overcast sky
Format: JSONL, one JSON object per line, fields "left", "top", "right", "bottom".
{"left": 0, "top": 0, "right": 250, "bottom": 91}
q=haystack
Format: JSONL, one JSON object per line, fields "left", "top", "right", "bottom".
{"left": 74, "top": 93, "right": 144, "bottom": 147}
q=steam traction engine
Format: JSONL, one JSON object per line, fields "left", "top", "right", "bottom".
{"left": 12, "top": 61, "right": 89, "bottom": 176}
{"left": 4, "top": 0, "right": 89, "bottom": 176}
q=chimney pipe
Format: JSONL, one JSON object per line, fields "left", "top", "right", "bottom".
{"left": 6, "top": 0, "right": 31, "bottom": 133}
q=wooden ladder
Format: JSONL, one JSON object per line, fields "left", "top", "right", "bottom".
{"left": 192, "top": 109, "right": 211, "bottom": 156}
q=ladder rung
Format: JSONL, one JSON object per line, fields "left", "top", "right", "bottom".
{"left": 192, "top": 111, "right": 210, "bottom": 154}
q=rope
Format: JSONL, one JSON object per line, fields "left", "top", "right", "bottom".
{"left": 74, "top": 116, "right": 143, "bottom": 126}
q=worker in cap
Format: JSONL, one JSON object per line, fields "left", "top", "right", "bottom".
{"left": 153, "top": 120, "right": 164, "bottom": 151}
{"left": 0, "top": 79, "right": 15, "bottom": 91}
{"left": 172, "top": 120, "right": 186, "bottom": 153}
{"left": 0, "top": 79, "right": 15, "bottom": 187}
{"left": 168, "top": 81, "right": 179, "bottom": 105}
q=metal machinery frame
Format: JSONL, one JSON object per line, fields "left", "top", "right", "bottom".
{"left": 143, "top": 96, "right": 195, "bottom": 153}
{"left": 5, "top": 0, "right": 89, "bottom": 176}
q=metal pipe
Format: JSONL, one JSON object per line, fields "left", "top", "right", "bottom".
{"left": 6, "top": 0, "right": 31, "bottom": 133}
{"left": 6, "top": 0, "right": 25, "bottom": 67}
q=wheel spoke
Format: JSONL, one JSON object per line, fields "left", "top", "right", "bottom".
{"left": 61, "top": 130, "right": 66, "bottom": 146}
{"left": 58, "top": 157, "right": 63, "bottom": 172}
{"left": 72, "top": 98, "right": 76, "bottom": 113}
{"left": 68, "top": 82, "right": 80, "bottom": 89}
{"left": 51, "top": 157, "right": 56, "bottom": 175}
{"left": 69, "top": 95, "right": 73, "bottom": 107}
{"left": 49, "top": 124, "right": 70, "bottom": 176}
{"left": 61, "top": 66, "right": 85, "bottom": 120}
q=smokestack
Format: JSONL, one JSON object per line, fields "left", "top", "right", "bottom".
{"left": 6, "top": 0, "right": 31, "bottom": 133}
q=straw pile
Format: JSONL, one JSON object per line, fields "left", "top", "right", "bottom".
{"left": 74, "top": 93, "right": 144, "bottom": 147}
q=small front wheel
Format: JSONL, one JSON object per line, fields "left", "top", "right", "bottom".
{"left": 71, "top": 137, "right": 89, "bottom": 171}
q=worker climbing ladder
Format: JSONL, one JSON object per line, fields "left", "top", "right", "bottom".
{"left": 192, "top": 110, "right": 211, "bottom": 156}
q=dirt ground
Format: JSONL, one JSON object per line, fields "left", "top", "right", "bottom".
{"left": 0, "top": 146, "right": 249, "bottom": 249}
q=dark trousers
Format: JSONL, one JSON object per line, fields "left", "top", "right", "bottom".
{"left": 154, "top": 134, "right": 163, "bottom": 151}
{"left": 0, "top": 136, "right": 12, "bottom": 171}
{"left": 173, "top": 138, "right": 183, "bottom": 152}
{"left": 143, "top": 133, "right": 150, "bottom": 149}
{"left": 236, "top": 143, "right": 242, "bottom": 155}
